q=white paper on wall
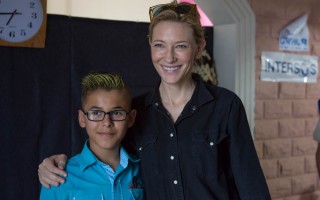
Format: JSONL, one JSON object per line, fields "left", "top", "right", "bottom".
{"left": 261, "top": 51, "right": 318, "bottom": 83}
{"left": 279, "top": 14, "right": 309, "bottom": 52}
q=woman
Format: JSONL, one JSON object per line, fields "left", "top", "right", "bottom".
{"left": 38, "top": 1, "right": 271, "bottom": 199}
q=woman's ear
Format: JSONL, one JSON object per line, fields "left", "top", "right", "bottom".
{"left": 78, "top": 110, "right": 86, "bottom": 128}
{"left": 196, "top": 39, "right": 206, "bottom": 59}
{"left": 127, "top": 109, "right": 137, "bottom": 128}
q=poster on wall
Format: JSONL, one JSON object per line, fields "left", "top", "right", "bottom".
{"left": 279, "top": 14, "right": 309, "bottom": 52}
{"left": 261, "top": 51, "right": 318, "bottom": 83}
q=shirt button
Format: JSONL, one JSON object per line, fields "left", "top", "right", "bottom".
{"left": 173, "top": 180, "right": 178, "bottom": 184}
{"left": 170, "top": 156, "right": 174, "bottom": 160}
{"left": 139, "top": 147, "right": 143, "bottom": 151}
{"left": 170, "top": 133, "right": 174, "bottom": 137}
{"left": 155, "top": 102, "right": 159, "bottom": 107}
{"left": 209, "top": 142, "right": 214, "bottom": 146}
{"left": 192, "top": 105, "right": 197, "bottom": 111}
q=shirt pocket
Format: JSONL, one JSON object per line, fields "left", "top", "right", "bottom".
{"left": 192, "top": 129, "right": 228, "bottom": 176}
{"left": 130, "top": 188, "right": 144, "bottom": 200}
{"left": 136, "top": 135, "right": 159, "bottom": 179}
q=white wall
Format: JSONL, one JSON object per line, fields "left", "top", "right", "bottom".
{"left": 214, "top": 24, "right": 236, "bottom": 90}
{"left": 47, "top": 0, "right": 169, "bottom": 22}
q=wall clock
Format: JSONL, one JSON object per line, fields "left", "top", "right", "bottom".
{"left": 0, "top": 0, "right": 47, "bottom": 48}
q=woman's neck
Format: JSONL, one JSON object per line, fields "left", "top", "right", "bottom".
{"left": 159, "top": 79, "right": 196, "bottom": 105}
{"left": 159, "top": 79, "right": 196, "bottom": 122}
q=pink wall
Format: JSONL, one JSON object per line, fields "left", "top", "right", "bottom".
{"left": 247, "top": 0, "right": 320, "bottom": 199}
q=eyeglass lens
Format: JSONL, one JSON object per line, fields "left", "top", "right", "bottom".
{"left": 86, "top": 110, "right": 127, "bottom": 121}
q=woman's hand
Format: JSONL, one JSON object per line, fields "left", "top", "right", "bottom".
{"left": 38, "top": 154, "right": 68, "bottom": 188}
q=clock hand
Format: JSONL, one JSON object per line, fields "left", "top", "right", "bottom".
{"left": 0, "top": 12, "right": 17, "bottom": 15}
{"left": 5, "top": 9, "right": 22, "bottom": 26}
{"left": 0, "top": 11, "right": 23, "bottom": 15}
{"left": 0, "top": 9, "right": 23, "bottom": 15}
{"left": 6, "top": 13, "right": 15, "bottom": 25}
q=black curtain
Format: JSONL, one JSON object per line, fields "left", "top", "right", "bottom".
{"left": 0, "top": 15, "right": 213, "bottom": 199}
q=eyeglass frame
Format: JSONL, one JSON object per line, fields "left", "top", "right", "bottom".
{"left": 82, "top": 109, "right": 130, "bottom": 122}
{"left": 149, "top": 1, "right": 197, "bottom": 21}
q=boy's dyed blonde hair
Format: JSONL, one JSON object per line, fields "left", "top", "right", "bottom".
{"left": 81, "top": 71, "right": 131, "bottom": 107}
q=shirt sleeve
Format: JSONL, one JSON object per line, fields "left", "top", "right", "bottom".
{"left": 227, "top": 96, "right": 271, "bottom": 199}
{"left": 39, "top": 185, "right": 67, "bottom": 200}
{"left": 313, "top": 119, "right": 320, "bottom": 142}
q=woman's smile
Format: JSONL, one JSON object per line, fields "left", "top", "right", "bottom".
{"left": 162, "top": 64, "right": 180, "bottom": 71}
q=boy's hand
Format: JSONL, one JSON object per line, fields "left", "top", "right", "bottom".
{"left": 38, "top": 154, "right": 68, "bottom": 188}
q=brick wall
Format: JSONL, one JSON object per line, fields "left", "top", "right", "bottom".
{"left": 247, "top": 0, "right": 320, "bottom": 199}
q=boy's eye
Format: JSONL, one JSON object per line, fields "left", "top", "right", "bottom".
{"left": 90, "top": 110, "right": 103, "bottom": 116}
{"left": 111, "top": 110, "right": 125, "bottom": 116}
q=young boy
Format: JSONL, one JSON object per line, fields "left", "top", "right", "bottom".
{"left": 40, "top": 72, "right": 144, "bottom": 199}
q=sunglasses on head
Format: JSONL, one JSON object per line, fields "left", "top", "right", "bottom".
{"left": 149, "top": 1, "right": 197, "bottom": 21}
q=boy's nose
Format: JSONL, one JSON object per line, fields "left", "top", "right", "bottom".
{"left": 101, "top": 114, "right": 113, "bottom": 127}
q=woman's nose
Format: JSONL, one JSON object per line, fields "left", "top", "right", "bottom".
{"left": 164, "top": 48, "right": 176, "bottom": 63}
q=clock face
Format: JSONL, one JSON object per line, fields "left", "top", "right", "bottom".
{"left": 0, "top": 0, "right": 43, "bottom": 43}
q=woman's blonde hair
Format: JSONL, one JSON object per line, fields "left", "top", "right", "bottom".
{"left": 148, "top": 1, "right": 204, "bottom": 46}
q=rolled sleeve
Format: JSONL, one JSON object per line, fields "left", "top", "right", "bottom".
{"left": 313, "top": 119, "right": 320, "bottom": 142}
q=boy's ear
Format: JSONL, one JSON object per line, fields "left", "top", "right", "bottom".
{"left": 78, "top": 110, "right": 86, "bottom": 128}
{"left": 127, "top": 109, "right": 137, "bottom": 128}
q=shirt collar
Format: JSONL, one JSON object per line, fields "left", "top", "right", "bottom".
{"left": 79, "top": 140, "right": 140, "bottom": 172}
{"left": 144, "top": 73, "right": 214, "bottom": 107}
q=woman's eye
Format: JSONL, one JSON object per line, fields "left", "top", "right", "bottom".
{"left": 154, "top": 43, "right": 164, "bottom": 48}
{"left": 176, "top": 44, "right": 187, "bottom": 49}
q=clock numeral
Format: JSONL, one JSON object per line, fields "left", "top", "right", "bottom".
{"left": 28, "top": 22, "right": 33, "bottom": 28}
{"left": 31, "top": 12, "right": 38, "bottom": 19}
{"left": 0, "top": 27, "right": 3, "bottom": 34}
{"left": 30, "top": 2, "right": 35, "bottom": 8}
{"left": 20, "top": 29, "right": 26, "bottom": 36}
{"left": 9, "top": 31, "right": 16, "bottom": 38}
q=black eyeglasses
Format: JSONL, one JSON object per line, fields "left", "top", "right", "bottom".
{"left": 83, "top": 110, "right": 129, "bottom": 122}
{"left": 149, "top": 1, "right": 197, "bottom": 21}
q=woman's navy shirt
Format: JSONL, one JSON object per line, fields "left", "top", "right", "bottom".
{"left": 124, "top": 74, "right": 271, "bottom": 200}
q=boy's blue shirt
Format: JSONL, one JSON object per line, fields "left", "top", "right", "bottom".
{"left": 40, "top": 140, "right": 144, "bottom": 200}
